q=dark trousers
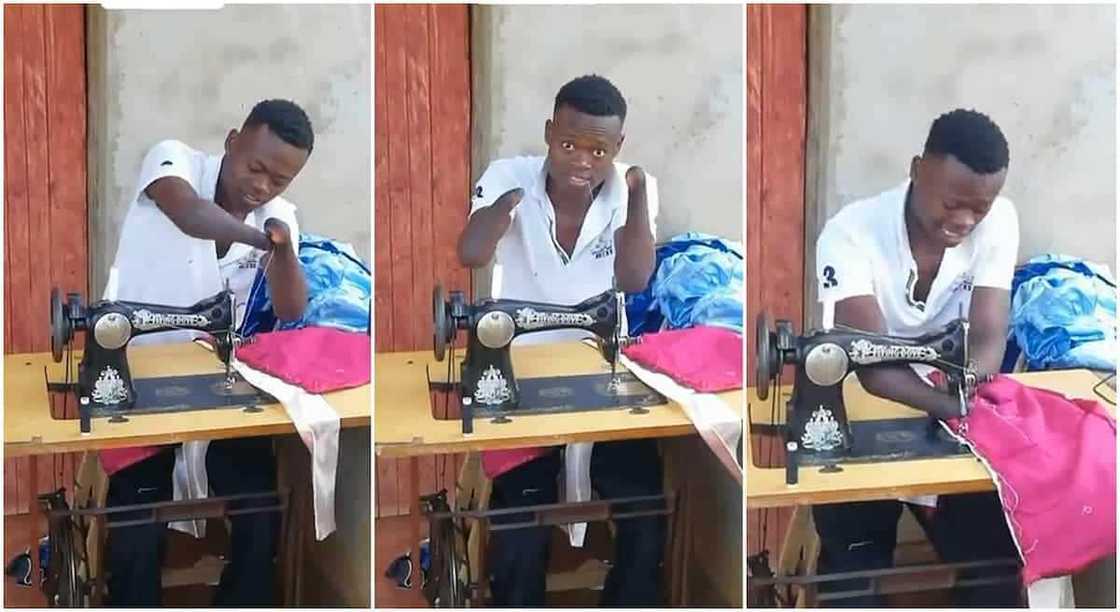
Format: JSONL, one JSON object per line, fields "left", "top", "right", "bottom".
{"left": 487, "top": 439, "right": 666, "bottom": 607}
{"left": 105, "top": 437, "right": 280, "bottom": 607}
{"left": 812, "top": 492, "right": 1022, "bottom": 607}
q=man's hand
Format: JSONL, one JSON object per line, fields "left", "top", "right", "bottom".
{"left": 457, "top": 187, "right": 524, "bottom": 268}
{"left": 264, "top": 217, "right": 293, "bottom": 250}
{"left": 260, "top": 217, "right": 306, "bottom": 322}
{"left": 626, "top": 165, "right": 646, "bottom": 197}
{"left": 613, "top": 166, "right": 655, "bottom": 293}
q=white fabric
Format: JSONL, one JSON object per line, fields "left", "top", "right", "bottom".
{"left": 816, "top": 179, "right": 1018, "bottom": 509}
{"left": 1027, "top": 575, "right": 1076, "bottom": 607}
{"left": 619, "top": 353, "right": 742, "bottom": 481}
{"left": 233, "top": 358, "right": 340, "bottom": 541}
{"left": 108, "top": 139, "right": 301, "bottom": 538}
{"left": 473, "top": 156, "right": 659, "bottom": 548}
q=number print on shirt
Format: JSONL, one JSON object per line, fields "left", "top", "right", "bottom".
{"left": 473, "top": 185, "right": 483, "bottom": 200}
{"left": 822, "top": 265, "right": 838, "bottom": 288}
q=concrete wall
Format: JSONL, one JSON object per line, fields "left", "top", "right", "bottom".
{"left": 87, "top": 5, "right": 371, "bottom": 297}
{"left": 472, "top": 5, "right": 744, "bottom": 243}
{"left": 806, "top": 4, "right": 1116, "bottom": 317}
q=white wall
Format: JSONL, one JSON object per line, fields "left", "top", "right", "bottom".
{"left": 808, "top": 4, "right": 1116, "bottom": 278}
{"left": 87, "top": 5, "right": 371, "bottom": 296}
{"left": 472, "top": 4, "right": 744, "bottom": 243}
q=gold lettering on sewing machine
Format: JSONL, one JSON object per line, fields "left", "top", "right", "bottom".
{"left": 848, "top": 339, "right": 938, "bottom": 365}
{"left": 131, "top": 309, "right": 211, "bottom": 331}
{"left": 514, "top": 307, "right": 594, "bottom": 330}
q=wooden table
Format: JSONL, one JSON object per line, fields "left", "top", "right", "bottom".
{"left": 374, "top": 342, "right": 744, "bottom": 606}
{"left": 375, "top": 342, "right": 742, "bottom": 457}
{"left": 745, "top": 369, "right": 1110, "bottom": 508}
{"left": 4, "top": 342, "right": 372, "bottom": 606}
{"left": 5, "top": 343, "right": 370, "bottom": 456}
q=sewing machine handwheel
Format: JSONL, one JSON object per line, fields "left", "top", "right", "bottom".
{"left": 433, "top": 284, "right": 450, "bottom": 361}
{"left": 50, "top": 288, "right": 69, "bottom": 363}
{"left": 755, "top": 312, "right": 777, "bottom": 401}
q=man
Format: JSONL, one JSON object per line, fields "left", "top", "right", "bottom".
{"left": 457, "top": 75, "right": 662, "bottom": 606}
{"left": 813, "top": 108, "right": 1022, "bottom": 607}
{"left": 102, "top": 99, "right": 311, "bottom": 606}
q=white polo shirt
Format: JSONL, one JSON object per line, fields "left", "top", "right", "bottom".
{"left": 816, "top": 180, "right": 1019, "bottom": 334}
{"left": 108, "top": 139, "right": 300, "bottom": 342}
{"left": 470, "top": 155, "right": 658, "bottom": 344}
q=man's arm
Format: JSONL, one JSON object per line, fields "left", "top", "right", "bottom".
{"left": 835, "top": 297, "right": 963, "bottom": 420}
{"left": 457, "top": 187, "right": 523, "bottom": 268}
{"left": 613, "top": 166, "right": 656, "bottom": 293}
{"left": 967, "top": 286, "right": 1011, "bottom": 378}
{"left": 146, "top": 177, "right": 271, "bottom": 250}
{"left": 261, "top": 219, "right": 307, "bottom": 321}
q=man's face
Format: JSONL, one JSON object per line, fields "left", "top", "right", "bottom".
{"left": 909, "top": 154, "right": 1007, "bottom": 249}
{"left": 221, "top": 124, "right": 309, "bottom": 213}
{"left": 544, "top": 104, "right": 624, "bottom": 197}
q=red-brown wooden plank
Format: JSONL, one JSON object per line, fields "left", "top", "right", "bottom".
{"left": 746, "top": 4, "right": 807, "bottom": 569}
{"left": 374, "top": 5, "right": 472, "bottom": 519}
{"left": 374, "top": 5, "right": 401, "bottom": 519}
{"left": 4, "top": 5, "right": 32, "bottom": 516}
{"left": 4, "top": 7, "right": 87, "bottom": 607}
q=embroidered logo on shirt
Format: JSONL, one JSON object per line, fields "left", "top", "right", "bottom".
{"left": 160, "top": 160, "right": 173, "bottom": 167}
{"left": 952, "top": 274, "right": 975, "bottom": 294}
{"left": 591, "top": 236, "right": 614, "bottom": 260}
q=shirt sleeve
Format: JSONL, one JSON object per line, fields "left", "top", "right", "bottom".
{"left": 134, "top": 140, "right": 198, "bottom": 202}
{"left": 469, "top": 160, "right": 523, "bottom": 219}
{"left": 611, "top": 166, "right": 659, "bottom": 239}
{"left": 972, "top": 199, "right": 1019, "bottom": 290}
{"left": 816, "top": 219, "right": 875, "bottom": 306}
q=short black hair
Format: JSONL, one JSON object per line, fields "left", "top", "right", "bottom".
{"left": 923, "top": 109, "right": 1009, "bottom": 174}
{"left": 244, "top": 99, "right": 314, "bottom": 153}
{"left": 554, "top": 75, "right": 627, "bottom": 122}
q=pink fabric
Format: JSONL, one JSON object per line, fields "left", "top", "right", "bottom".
{"left": 482, "top": 447, "right": 552, "bottom": 480}
{"left": 947, "top": 375, "right": 1117, "bottom": 585}
{"left": 101, "top": 446, "right": 163, "bottom": 476}
{"left": 621, "top": 325, "right": 743, "bottom": 392}
{"left": 236, "top": 326, "right": 371, "bottom": 394}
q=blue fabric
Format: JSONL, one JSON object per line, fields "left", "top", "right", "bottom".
{"left": 1003, "top": 254, "right": 1116, "bottom": 372}
{"left": 240, "top": 233, "right": 371, "bottom": 337}
{"left": 626, "top": 232, "right": 744, "bottom": 335}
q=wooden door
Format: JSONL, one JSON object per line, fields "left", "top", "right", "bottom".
{"left": 746, "top": 4, "right": 808, "bottom": 569}
{"left": 373, "top": 4, "right": 472, "bottom": 518}
{"left": 3, "top": 4, "right": 88, "bottom": 607}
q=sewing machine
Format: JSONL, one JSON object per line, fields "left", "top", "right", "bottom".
{"left": 432, "top": 284, "right": 661, "bottom": 434}
{"left": 754, "top": 312, "right": 980, "bottom": 485}
{"left": 48, "top": 287, "right": 267, "bottom": 434}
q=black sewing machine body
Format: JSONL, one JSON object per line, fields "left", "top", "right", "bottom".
{"left": 49, "top": 288, "right": 261, "bottom": 432}
{"left": 433, "top": 285, "right": 659, "bottom": 433}
{"left": 756, "top": 313, "right": 976, "bottom": 484}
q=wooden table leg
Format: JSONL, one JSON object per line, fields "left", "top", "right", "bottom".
{"left": 409, "top": 456, "right": 422, "bottom": 593}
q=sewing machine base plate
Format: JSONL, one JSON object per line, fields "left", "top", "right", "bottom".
{"left": 755, "top": 417, "right": 969, "bottom": 467}
{"left": 803, "top": 417, "right": 969, "bottom": 466}
{"left": 471, "top": 372, "right": 664, "bottom": 419}
{"left": 76, "top": 372, "right": 273, "bottom": 419}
